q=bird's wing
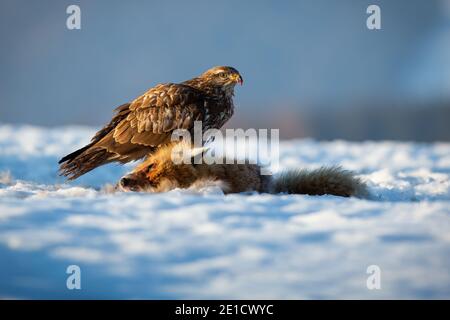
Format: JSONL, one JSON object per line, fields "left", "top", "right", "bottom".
{"left": 109, "top": 83, "right": 205, "bottom": 147}
{"left": 91, "top": 103, "right": 131, "bottom": 144}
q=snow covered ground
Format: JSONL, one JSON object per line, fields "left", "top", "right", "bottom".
{"left": 0, "top": 124, "right": 449, "bottom": 299}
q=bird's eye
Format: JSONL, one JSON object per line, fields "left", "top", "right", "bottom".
{"left": 147, "top": 163, "right": 154, "bottom": 172}
{"left": 219, "top": 72, "right": 227, "bottom": 79}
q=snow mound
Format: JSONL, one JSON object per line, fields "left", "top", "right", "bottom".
{"left": 0, "top": 124, "right": 449, "bottom": 299}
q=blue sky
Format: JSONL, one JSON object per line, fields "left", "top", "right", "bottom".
{"left": 0, "top": 0, "right": 448, "bottom": 127}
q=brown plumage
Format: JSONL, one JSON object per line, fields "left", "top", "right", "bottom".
{"left": 59, "top": 66, "right": 243, "bottom": 180}
{"left": 117, "top": 142, "right": 368, "bottom": 198}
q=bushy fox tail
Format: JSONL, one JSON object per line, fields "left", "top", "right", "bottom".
{"left": 271, "top": 166, "right": 367, "bottom": 198}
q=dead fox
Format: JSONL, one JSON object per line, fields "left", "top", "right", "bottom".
{"left": 118, "top": 142, "right": 367, "bottom": 197}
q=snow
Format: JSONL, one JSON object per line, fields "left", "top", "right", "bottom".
{"left": 0, "top": 124, "right": 449, "bottom": 299}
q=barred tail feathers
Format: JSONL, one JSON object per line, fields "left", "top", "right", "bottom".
{"left": 59, "top": 147, "right": 117, "bottom": 180}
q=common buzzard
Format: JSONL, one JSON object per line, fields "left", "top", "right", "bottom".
{"left": 59, "top": 66, "right": 243, "bottom": 179}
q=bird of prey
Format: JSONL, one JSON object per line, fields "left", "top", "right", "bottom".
{"left": 59, "top": 66, "right": 243, "bottom": 180}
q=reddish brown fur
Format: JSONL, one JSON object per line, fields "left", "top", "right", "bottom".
{"left": 119, "top": 142, "right": 268, "bottom": 193}
{"left": 118, "top": 143, "right": 367, "bottom": 197}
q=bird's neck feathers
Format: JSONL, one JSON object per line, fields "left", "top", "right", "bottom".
{"left": 183, "top": 78, "right": 235, "bottom": 99}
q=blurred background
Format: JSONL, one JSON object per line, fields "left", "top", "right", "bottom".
{"left": 0, "top": 0, "right": 449, "bottom": 141}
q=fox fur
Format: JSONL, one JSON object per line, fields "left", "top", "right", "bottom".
{"left": 118, "top": 142, "right": 367, "bottom": 197}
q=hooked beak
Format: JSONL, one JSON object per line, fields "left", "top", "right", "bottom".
{"left": 232, "top": 73, "right": 244, "bottom": 85}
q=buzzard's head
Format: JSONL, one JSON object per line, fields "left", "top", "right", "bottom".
{"left": 201, "top": 66, "right": 243, "bottom": 89}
